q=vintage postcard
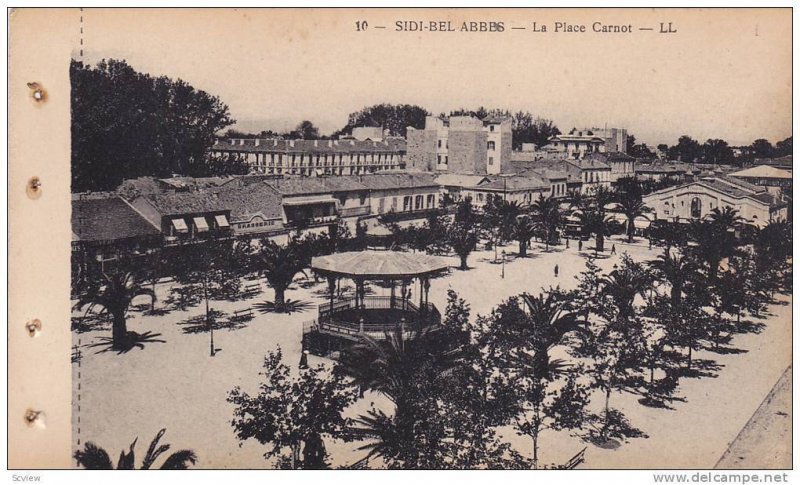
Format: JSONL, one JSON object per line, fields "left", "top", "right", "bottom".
{"left": 7, "top": 7, "right": 793, "bottom": 475}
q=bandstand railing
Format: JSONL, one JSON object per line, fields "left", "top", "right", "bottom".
{"left": 307, "top": 296, "right": 441, "bottom": 340}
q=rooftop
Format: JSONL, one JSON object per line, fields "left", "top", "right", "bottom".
{"left": 214, "top": 138, "right": 407, "bottom": 154}
{"left": 312, "top": 250, "right": 450, "bottom": 279}
{"left": 730, "top": 165, "right": 792, "bottom": 180}
{"left": 72, "top": 196, "right": 160, "bottom": 242}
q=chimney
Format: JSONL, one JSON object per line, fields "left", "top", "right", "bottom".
{"left": 239, "top": 139, "right": 245, "bottom": 146}
{"left": 255, "top": 139, "right": 260, "bottom": 147}
{"left": 350, "top": 140, "right": 355, "bottom": 146}
{"left": 334, "top": 140, "right": 339, "bottom": 146}
{"left": 290, "top": 139, "right": 295, "bottom": 148}
{"left": 273, "top": 139, "right": 278, "bottom": 147}
{"left": 328, "top": 140, "right": 333, "bottom": 147}
{"left": 314, "top": 140, "right": 318, "bottom": 147}
{"left": 214, "top": 139, "right": 219, "bottom": 145}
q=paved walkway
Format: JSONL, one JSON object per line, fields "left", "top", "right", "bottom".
{"left": 715, "top": 366, "right": 792, "bottom": 469}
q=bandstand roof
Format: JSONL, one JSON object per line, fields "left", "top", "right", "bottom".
{"left": 312, "top": 250, "right": 450, "bottom": 279}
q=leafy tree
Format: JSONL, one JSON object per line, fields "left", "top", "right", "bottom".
{"left": 448, "top": 221, "right": 479, "bottom": 270}
{"left": 626, "top": 134, "right": 654, "bottom": 158}
{"left": 74, "top": 428, "right": 197, "bottom": 469}
{"left": 481, "top": 198, "right": 521, "bottom": 259}
{"left": 71, "top": 59, "right": 234, "bottom": 191}
{"left": 74, "top": 270, "right": 156, "bottom": 351}
{"left": 335, "top": 103, "right": 430, "bottom": 138}
{"left": 571, "top": 258, "right": 650, "bottom": 443}
{"left": 702, "top": 139, "right": 734, "bottom": 164}
{"left": 750, "top": 138, "right": 775, "bottom": 159}
{"left": 228, "top": 348, "right": 358, "bottom": 469}
{"left": 454, "top": 196, "right": 479, "bottom": 226}
{"left": 513, "top": 370, "right": 589, "bottom": 469}
{"left": 288, "top": 120, "right": 321, "bottom": 140}
{"left": 666, "top": 135, "right": 703, "bottom": 163}
{"left": 774, "top": 137, "right": 792, "bottom": 157}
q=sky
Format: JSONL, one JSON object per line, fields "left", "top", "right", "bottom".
{"left": 78, "top": 8, "right": 792, "bottom": 147}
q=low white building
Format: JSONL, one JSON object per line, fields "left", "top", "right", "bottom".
{"left": 643, "top": 176, "right": 788, "bottom": 227}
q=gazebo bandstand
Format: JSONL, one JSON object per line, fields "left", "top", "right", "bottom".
{"left": 305, "top": 250, "right": 450, "bottom": 344}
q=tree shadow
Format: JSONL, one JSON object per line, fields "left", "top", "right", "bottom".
{"left": 254, "top": 299, "right": 314, "bottom": 315}
{"left": 71, "top": 314, "right": 111, "bottom": 334}
{"left": 677, "top": 358, "right": 723, "bottom": 379}
{"left": 87, "top": 331, "right": 166, "bottom": 355}
{"left": 176, "top": 310, "right": 249, "bottom": 334}
{"left": 724, "top": 319, "right": 766, "bottom": 337}
{"left": 703, "top": 345, "right": 749, "bottom": 355}
{"left": 144, "top": 307, "right": 172, "bottom": 317}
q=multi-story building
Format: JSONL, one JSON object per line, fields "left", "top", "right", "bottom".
{"left": 406, "top": 115, "right": 513, "bottom": 174}
{"left": 210, "top": 137, "right": 406, "bottom": 176}
{"left": 461, "top": 174, "right": 550, "bottom": 208}
{"left": 565, "top": 158, "right": 612, "bottom": 194}
{"left": 584, "top": 151, "right": 636, "bottom": 183}
{"left": 584, "top": 127, "right": 628, "bottom": 153}
{"left": 546, "top": 129, "right": 606, "bottom": 159}
{"left": 644, "top": 175, "right": 788, "bottom": 227}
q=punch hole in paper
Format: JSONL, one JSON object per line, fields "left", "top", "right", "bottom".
{"left": 27, "top": 82, "right": 46, "bottom": 103}
{"left": 26, "top": 177, "right": 42, "bottom": 199}
{"left": 25, "top": 319, "right": 42, "bottom": 337}
{"left": 24, "top": 409, "right": 46, "bottom": 429}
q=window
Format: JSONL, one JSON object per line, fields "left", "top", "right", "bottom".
{"left": 415, "top": 195, "right": 423, "bottom": 210}
{"left": 487, "top": 141, "right": 495, "bottom": 150}
{"left": 488, "top": 157, "right": 494, "bottom": 165}
{"left": 444, "top": 156, "right": 448, "bottom": 165}
{"left": 427, "top": 194, "right": 435, "bottom": 208}
{"left": 490, "top": 125, "right": 495, "bottom": 132}
{"left": 403, "top": 196, "right": 412, "bottom": 211}
{"left": 437, "top": 155, "right": 442, "bottom": 164}
{"left": 438, "top": 140, "right": 442, "bottom": 148}
{"left": 392, "top": 197, "right": 398, "bottom": 211}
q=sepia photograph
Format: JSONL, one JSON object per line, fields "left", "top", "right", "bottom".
{"left": 6, "top": 6, "right": 794, "bottom": 478}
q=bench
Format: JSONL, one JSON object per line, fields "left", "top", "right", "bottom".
{"left": 232, "top": 308, "right": 254, "bottom": 321}
{"left": 564, "top": 447, "right": 587, "bottom": 469}
{"left": 243, "top": 283, "right": 261, "bottom": 297}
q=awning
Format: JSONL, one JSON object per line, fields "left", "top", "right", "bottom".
{"left": 215, "top": 214, "right": 230, "bottom": 228}
{"left": 172, "top": 218, "right": 188, "bottom": 233}
{"left": 282, "top": 195, "right": 338, "bottom": 206}
{"left": 193, "top": 216, "right": 209, "bottom": 232}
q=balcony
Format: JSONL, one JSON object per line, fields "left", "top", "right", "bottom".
{"left": 339, "top": 206, "right": 372, "bottom": 218}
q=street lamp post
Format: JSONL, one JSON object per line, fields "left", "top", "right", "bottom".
{"left": 501, "top": 250, "right": 506, "bottom": 279}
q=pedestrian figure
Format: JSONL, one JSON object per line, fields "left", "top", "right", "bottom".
{"left": 566, "top": 238, "right": 570, "bottom": 249}
{"left": 554, "top": 264, "right": 559, "bottom": 277}
{"left": 611, "top": 244, "right": 616, "bottom": 255}
{"left": 648, "top": 238, "right": 652, "bottom": 250}
{"left": 578, "top": 239, "right": 583, "bottom": 251}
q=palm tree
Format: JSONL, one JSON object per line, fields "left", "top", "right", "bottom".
{"left": 255, "top": 236, "right": 311, "bottom": 309}
{"left": 600, "top": 260, "right": 651, "bottom": 324}
{"left": 531, "top": 194, "right": 562, "bottom": 250}
{"left": 649, "top": 250, "right": 698, "bottom": 308}
{"left": 75, "top": 271, "right": 155, "bottom": 351}
{"left": 579, "top": 207, "right": 614, "bottom": 255}
{"left": 447, "top": 222, "right": 479, "bottom": 270}
{"left": 512, "top": 215, "right": 537, "bottom": 258}
{"left": 339, "top": 325, "right": 458, "bottom": 406}
{"left": 614, "top": 194, "right": 651, "bottom": 243}
{"left": 74, "top": 428, "right": 197, "bottom": 469}
{"left": 518, "top": 291, "right": 585, "bottom": 379}
{"left": 690, "top": 207, "right": 744, "bottom": 281}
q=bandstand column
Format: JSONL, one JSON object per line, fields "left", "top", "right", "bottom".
{"left": 327, "top": 275, "right": 336, "bottom": 315}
